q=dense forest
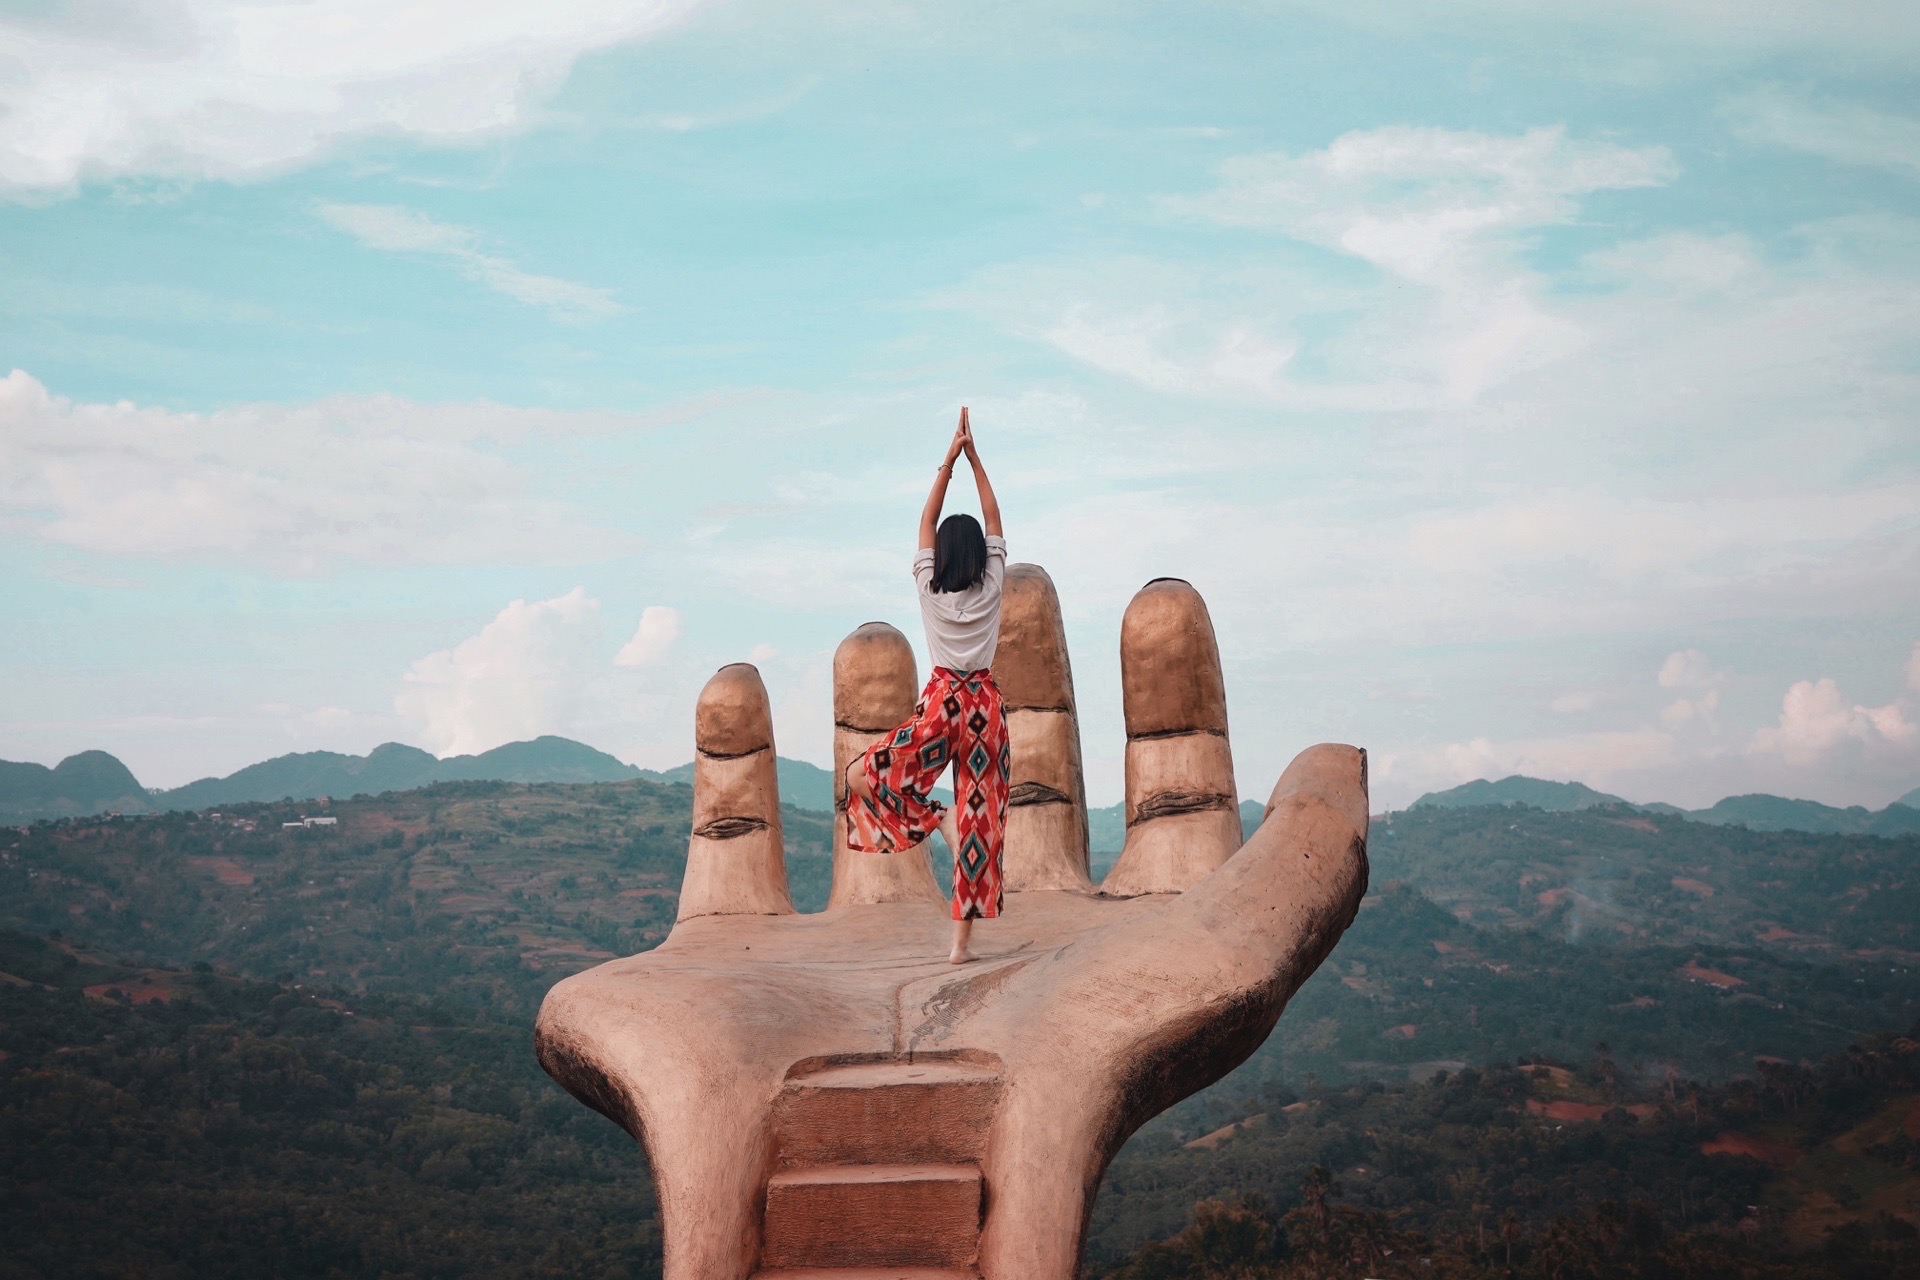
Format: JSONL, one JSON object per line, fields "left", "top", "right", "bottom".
{"left": 0, "top": 928, "right": 657, "bottom": 1279}
{"left": 2, "top": 779, "right": 1916, "bottom": 1276}
{"left": 1091, "top": 1024, "right": 1920, "bottom": 1277}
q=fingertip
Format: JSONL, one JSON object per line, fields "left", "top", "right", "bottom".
{"left": 695, "top": 662, "right": 774, "bottom": 756}
{"left": 1119, "top": 578, "right": 1228, "bottom": 737}
{"left": 833, "top": 624, "right": 916, "bottom": 732}
{"left": 1265, "top": 743, "right": 1370, "bottom": 842}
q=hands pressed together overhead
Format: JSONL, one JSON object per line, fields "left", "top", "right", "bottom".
{"left": 926, "top": 404, "right": 1001, "bottom": 545}
{"left": 945, "top": 405, "right": 975, "bottom": 468}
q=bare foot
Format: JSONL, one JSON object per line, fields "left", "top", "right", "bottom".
{"left": 948, "top": 878, "right": 975, "bottom": 964}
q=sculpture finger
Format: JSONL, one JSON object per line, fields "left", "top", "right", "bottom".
{"left": 994, "top": 562, "right": 1092, "bottom": 891}
{"left": 676, "top": 663, "right": 794, "bottom": 921}
{"left": 1099, "top": 578, "right": 1241, "bottom": 896}
{"left": 828, "top": 622, "right": 944, "bottom": 909}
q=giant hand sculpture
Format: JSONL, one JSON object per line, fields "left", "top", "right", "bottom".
{"left": 536, "top": 568, "right": 1369, "bottom": 1280}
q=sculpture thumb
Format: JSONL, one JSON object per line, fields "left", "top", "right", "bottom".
{"left": 955, "top": 742, "right": 1369, "bottom": 1278}
{"left": 1177, "top": 741, "right": 1370, "bottom": 968}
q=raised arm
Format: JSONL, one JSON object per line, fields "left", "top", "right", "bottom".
{"left": 961, "top": 408, "right": 1002, "bottom": 538}
{"left": 920, "top": 412, "right": 970, "bottom": 551}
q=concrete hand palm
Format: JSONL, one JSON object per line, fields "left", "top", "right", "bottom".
{"left": 537, "top": 568, "right": 1369, "bottom": 1280}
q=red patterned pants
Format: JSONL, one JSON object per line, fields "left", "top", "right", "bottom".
{"left": 847, "top": 666, "right": 1011, "bottom": 920}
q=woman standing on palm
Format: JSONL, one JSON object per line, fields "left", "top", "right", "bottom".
{"left": 845, "top": 408, "right": 1010, "bottom": 963}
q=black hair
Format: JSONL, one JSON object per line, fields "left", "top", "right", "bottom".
{"left": 931, "top": 513, "right": 988, "bottom": 593}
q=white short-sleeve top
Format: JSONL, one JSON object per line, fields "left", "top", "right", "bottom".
{"left": 913, "top": 535, "right": 1008, "bottom": 674}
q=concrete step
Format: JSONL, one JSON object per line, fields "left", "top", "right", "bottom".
{"left": 760, "top": 1163, "right": 982, "bottom": 1270}
{"left": 774, "top": 1058, "right": 1001, "bottom": 1166}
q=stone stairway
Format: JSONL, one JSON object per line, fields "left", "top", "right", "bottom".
{"left": 751, "top": 1055, "right": 1003, "bottom": 1279}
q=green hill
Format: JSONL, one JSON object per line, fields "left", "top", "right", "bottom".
{"left": 1370, "top": 802, "right": 1920, "bottom": 952}
{"left": 1412, "top": 774, "right": 1632, "bottom": 812}
{"left": 1654, "top": 791, "right": 1920, "bottom": 835}
{"left": 0, "top": 777, "right": 842, "bottom": 1013}
{"left": 1412, "top": 773, "right": 1920, "bottom": 836}
{"left": 1690, "top": 792, "right": 1920, "bottom": 835}
{"left": 158, "top": 735, "right": 640, "bottom": 811}
{"left": 0, "top": 750, "right": 150, "bottom": 823}
{"left": 159, "top": 741, "right": 444, "bottom": 809}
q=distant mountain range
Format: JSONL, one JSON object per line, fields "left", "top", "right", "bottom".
{"left": 1413, "top": 774, "right": 1920, "bottom": 837}
{"left": 164, "top": 736, "right": 644, "bottom": 810}
{"left": 6, "top": 741, "right": 1918, "bottom": 841}
{"left": 0, "top": 741, "right": 911, "bottom": 826}
{"left": 0, "top": 737, "right": 641, "bottom": 824}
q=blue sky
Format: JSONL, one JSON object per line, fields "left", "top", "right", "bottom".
{"left": 3, "top": 1, "right": 1918, "bottom": 810}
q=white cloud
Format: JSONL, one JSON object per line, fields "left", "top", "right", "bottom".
{"left": 1583, "top": 232, "right": 1762, "bottom": 297}
{"left": 959, "top": 127, "right": 1676, "bottom": 410}
{"left": 1658, "top": 652, "right": 1723, "bottom": 735}
{"left": 1374, "top": 639, "right": 1920, "bottom": 811}
{"left": 1905, "top": 641, "right": 1920, "bottom": 695}
{"left": 1751, "top": 676, "right": 1916, "bottom": 764}
{"left": 1123, "top": 479, "right": 1920, "bottom": 656}
{"left": 0, "top": 0, "right": 710, "bottom": 195}
{"left": 1658, "top": 648, "right": 1719, "bottom": 689}
{"left": 389, "top": 592, "right": 743, "bottom": 771}
{"left": 614, "top": 605, "right": 682, "bottom": 666}
{"left": 700, "top": 538, "right": 906, "bottom": 612}
{"left": 1550, "top": 691, "right": 1599, "bottom": 714}
{"left": 1169, "top": 125, "right": 1675, "bottom": 285}
{"left": 1660, "top": 688, "right": 1718, "bottom": 731}
{"left": 1724, "top": 90, "right": 1920, "bottom": 176}
{"left": 1861, "top": 701, "right": 1918, "bottom": 745}
{"left": 1284, "top": 0, "right": 1920, "bottom": 67}
{"left": 946, "top": 154, "right": 1920, "bottom": 662}
{"left": 317, "top": 203, "right": 621, "bottom": 321}
{"left": 0, "top": 368, "right": 630, "bottom": 574}
{"left": 396, "top": 587, "right": 606, "bottom": 756}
